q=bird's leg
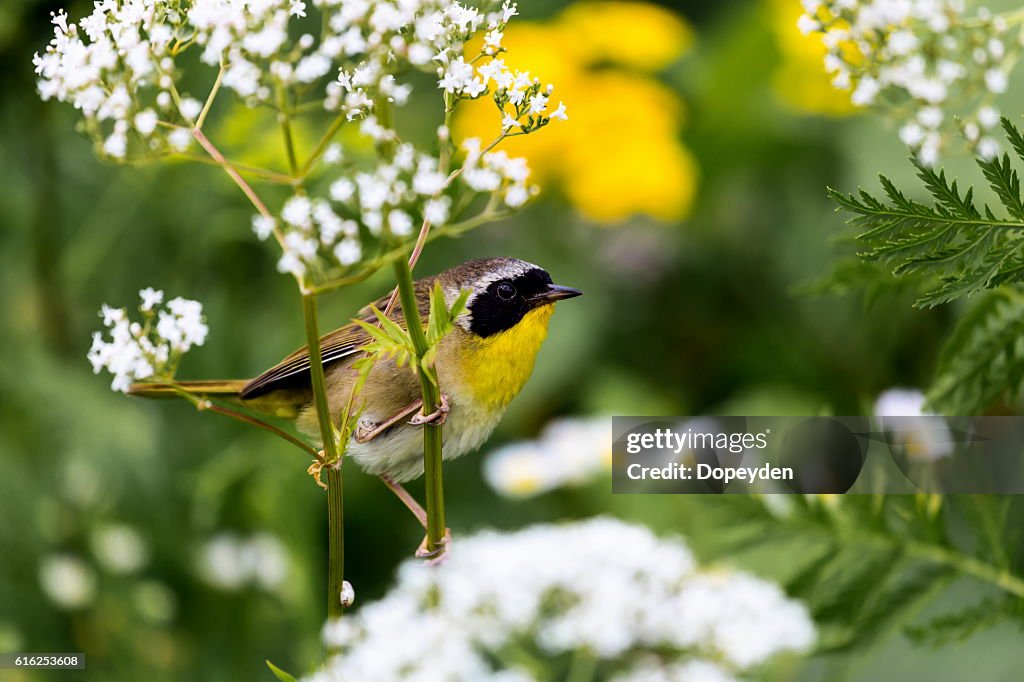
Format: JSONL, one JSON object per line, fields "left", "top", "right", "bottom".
{"left": 379, "top": 474, "right": 427, "bottom": 529}
{"left": 354, "top": 399, "right": 423, "bottom": 443}
{"left": 380, "top": 475, "right": 451, "bottom": 564}
{"left": 409, "top": 393, "right": 451, "bottom": 426}
{"left": 416, "top": 527, "right": 452, "bottom": 565}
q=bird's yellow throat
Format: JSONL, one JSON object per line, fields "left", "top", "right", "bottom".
{"left": 459, "top": 304, "right": 556, "bottom": 408}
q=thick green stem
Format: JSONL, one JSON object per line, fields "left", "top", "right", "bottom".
{"left": 391, "top": 256, "right": 446, "bottom": 553}
{"left": 326, "top": 465, "right": 345, "bottom": 627}
{"left": 302, "top": 292, "right": 345, "bottom": 619}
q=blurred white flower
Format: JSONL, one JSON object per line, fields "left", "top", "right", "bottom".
{"left": 800, "top": 1, "right": 1022, "bottom": 162}
{"left": 874, "top": 387, "right": 953, "bottom": 462}
{"left": 39, "top": 555, "right": 97, "bottom": 610}
{"left": 90, "top": 524, "right": 148, "bottom": 574}
{"left": 484, "top": 417, "right": 610, "bottom": 498}
{"left": 874, "top": 387, "right": 928, "bottom": 417}
{"left": 197, "top": 533, "right": 289, "bottom": 592}
{"left": 312, "top": 518, "right": 814, "bottom": 680}
{"left": 978, "top": 105, "right": 1000, "bottom": 129}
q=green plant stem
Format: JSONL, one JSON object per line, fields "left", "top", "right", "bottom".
{"left": 278, "top": 87, "right": 300, "bottom": 178}
{"left": 174, "top": 153, "right": 295, "bottom": 184}
{"left": 196, "top": 63, "right": 224, "bottom": 129}
{"left": 191, "top": 127, "right": 289, "bottom": 252}
{"left": 391, "top": 255, "right": 446, "bottom": 553}
{"left": 566, "top": 650, "right": 598, "bottom": 682}
{"left": 326, "top": 465, "right": 345, "bottom": 633}
{"left": 302, "top": 292, "right": 345, "bottom": 619}
{"left": 300, "top": 112, "right": 346, "bottom": 177}
{"left": 901, "top": 538, "right": 1024, "bottom": 599}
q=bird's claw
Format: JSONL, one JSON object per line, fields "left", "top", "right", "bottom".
{"left": 353, "top": 419, "right": 379, "bottom": 444}
{"left": 410, "top": 393, "right": 450, "bottom": 427}
{"left": 416, "top": 528, "right": 452, "bottom": 565}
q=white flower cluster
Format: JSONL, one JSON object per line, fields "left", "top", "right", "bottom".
{"left": 34, "top": 2, "right": 177, "bottom": 158}
{"left": 87, "top": 288, "right": 209, "bottom": 392}
{"left": 264, "top": 142, "right": 455, "bottom": 277}
{"left": 37, "top": 1, "right": 565, "bottom": 282}
{"left": 325, "top": 0, "right": 566, "bottom": 127}
{"left": 460, "top": 138, "right": 534, "bottom": 207}
{"left": 267, "top": 134, "right": 538, "bottom": 277}
{"left": 310, "top": 518, "right": 815, "bottom": 681}
{"left": 196, "top": 532, "right": 289, "bottom": 591}
{"left": 189, "top": 0, "right": 326, "bottom": 100}
{"left": 484, "top": 417, "right": 610, "bottom": 498}
{"left": 799, "top": 0, "right": 1022, "bottom": 163}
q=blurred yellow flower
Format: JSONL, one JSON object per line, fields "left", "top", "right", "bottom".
{"left": 767, "top": 0, "right": 857, "bottom": 117}
{"left": 453, "top": 2, "right": 697, "bottom": 224}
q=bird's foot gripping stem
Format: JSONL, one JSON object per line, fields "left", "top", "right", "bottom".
{"left": 354, "top": 399, "right": 423, "bottom": 444}
{"left": 409, "top": 393, "right": 450, "bottom": 427}
{"left": 416, "top": 528, "right": 452, "bottom": 566}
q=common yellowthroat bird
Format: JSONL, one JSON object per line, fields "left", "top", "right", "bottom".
{"left": 130, "top": 257, "right": 581, "bottom": 487}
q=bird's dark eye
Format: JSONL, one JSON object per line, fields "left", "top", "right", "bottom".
{"left": 496, "top": 281, "right": 516, "bottom": 301}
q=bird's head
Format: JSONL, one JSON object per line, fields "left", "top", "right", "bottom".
{"left": 440, "top": 258, "right": 582, "bottom": 338}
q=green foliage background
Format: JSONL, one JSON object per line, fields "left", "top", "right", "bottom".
{"left": 2, "top": 1, "right": 1024, "bottom": 680}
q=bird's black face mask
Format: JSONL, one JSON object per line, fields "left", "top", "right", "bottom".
{"left": 468, "top": 268, "right": 581, "bottom": 337}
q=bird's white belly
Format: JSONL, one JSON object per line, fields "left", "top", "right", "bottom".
{"left": 345, "top": 399, "right": 506, "bottom": 483}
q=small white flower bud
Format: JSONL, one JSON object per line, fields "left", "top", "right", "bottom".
{"left": 340, "top": 581, "right": 355, "bottom": 608}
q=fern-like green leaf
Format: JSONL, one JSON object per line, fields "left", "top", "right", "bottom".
{"left": 905, "top": 597, "right": 1017, "bottom": 648}
{"left": 927, "top": 286, "right": 1024, "bottom": 413}
{"left": 828, "top": 118, "right": 1024, "bottom": 308}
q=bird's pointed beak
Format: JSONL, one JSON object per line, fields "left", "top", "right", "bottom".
{"left": 532, "top": 283, "right": 583, "bottom": 304}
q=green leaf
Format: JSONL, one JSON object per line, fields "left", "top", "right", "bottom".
{"left": 977, "top": 153, "right": 1024, "bottom": 220}
{"left": 826, "top": 563, "right": 953, "bottom": 654}
{"left": 812, "top": 548, "right": 902, "bottom": 624}
{"left": 906, "top": 597, "right": 1016, "bottom": 648}
{"left": 927, "top": 286, "right": 1024, "bottom": 412}
{"left": 426, "top": 283, "right": 470, "bottom": 347}
{"left": 377, "top": 310, "right": 410, "bottom": 346}
{"left": 829, "top": 121, "right": 1024, "bottom": 308}
{"left": 266, "top": 660, "right": 298, "bottom": 682}
{"left": 354, "top": 305, "right": 418, "bottom": 371}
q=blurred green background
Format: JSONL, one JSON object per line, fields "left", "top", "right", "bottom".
{"left": 3, "top": 0, "right": 1023, "bottom": 680}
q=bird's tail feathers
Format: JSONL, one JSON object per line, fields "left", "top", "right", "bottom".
{"left": 127, "top": 380, "right": 248, "bottom": 399}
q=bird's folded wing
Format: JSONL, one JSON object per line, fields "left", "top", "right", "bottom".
{"left": 239, "top": 283, "right": 434, "bottom": 399}
{"left": 240, "top": 321, "right": 369, "bottom": 398}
